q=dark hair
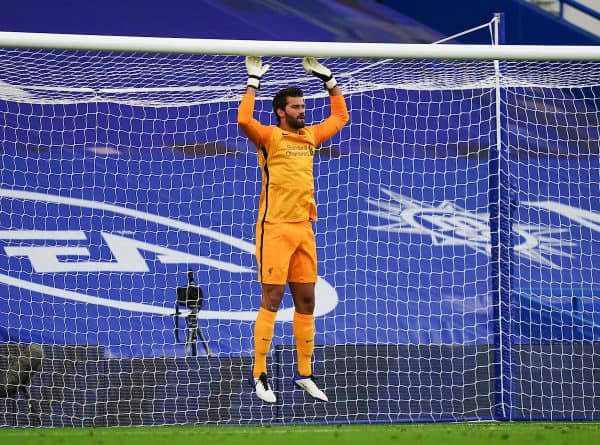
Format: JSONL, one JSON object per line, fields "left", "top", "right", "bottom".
{"left": 272, "top": 86, "right": 303, "bottom": 122}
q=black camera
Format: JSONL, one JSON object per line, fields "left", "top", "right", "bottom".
{"left": 176, "top": 281, "right": 203, "bottom": 309}
{"left": 173, "top": 270, "right": 211, "bottom": 356}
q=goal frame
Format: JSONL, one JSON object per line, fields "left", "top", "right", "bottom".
{"left": 0, "top": 31, "right": 599, "bottom": 61}
{"left": 1, "top": 18, "right": 599, "bottom": 424}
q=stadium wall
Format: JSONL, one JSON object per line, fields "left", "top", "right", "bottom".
{"left": 379, "top": 0, "right": 600, "bottom": 44}
{"left": 3, "top": 343, "right": 600, "bottom": 426}
{"left": 0, "top": 0, "right": 443, "bottom": 43}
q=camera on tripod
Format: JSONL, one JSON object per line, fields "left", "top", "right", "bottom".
{"left": 173, "top": 269, "right": 211, "bottom": 356}
{"left": 176, "top": 270, "right": 203, "bottom": 310}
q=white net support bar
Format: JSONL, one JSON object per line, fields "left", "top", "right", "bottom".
{"left": 0, "top": 31, "right": 600, "bottom": 60}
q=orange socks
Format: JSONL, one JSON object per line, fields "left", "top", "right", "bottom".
{"left": 293, "top": 311, "right": 315, "bottom": 377}
{"left": 253, "top": 308, "right": 315, "bottom": 378}
{"left": 253, "top": 307, "right": 277, "bottom": 378}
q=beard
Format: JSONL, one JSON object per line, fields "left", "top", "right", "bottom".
{"left": 285, "top": 113, "right": 305, "bottom": 130}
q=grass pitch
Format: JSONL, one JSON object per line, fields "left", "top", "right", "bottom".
{"left": 1, "top": 421, "right": 599, "bottom": 445}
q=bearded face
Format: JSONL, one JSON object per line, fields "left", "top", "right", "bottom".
{"left": 279, "top": 96, "right": 305, "bottom": 129}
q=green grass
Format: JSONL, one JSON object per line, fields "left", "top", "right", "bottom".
{"left": 1, "top": 421, "right": 599, "bottom": 445}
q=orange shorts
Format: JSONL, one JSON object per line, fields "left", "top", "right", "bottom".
{"left": 255, "top": 220, "right": 317, "bottom": 284}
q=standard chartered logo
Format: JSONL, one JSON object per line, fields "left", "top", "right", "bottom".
{"left": 365, "top": 187, "right": 600, "bottom": 269}
{"left": 0, "top": 189, "right": 339, "bottom": 320}
{"left": 285, "top": 144, "right": 314, "bottom": 157}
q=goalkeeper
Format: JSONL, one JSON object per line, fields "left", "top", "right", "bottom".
{"left": 238, "top": 56, "right": 349, "bottom": 404}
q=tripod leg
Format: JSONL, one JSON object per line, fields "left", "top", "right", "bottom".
{"left": 197, "top": 328, "right": 212, "bottom": 357}
{"left": 186, "top": 328, "right": 197, "bottom": 356}
{"left": 185, "top": 316, "right": 199, "bottom": 357}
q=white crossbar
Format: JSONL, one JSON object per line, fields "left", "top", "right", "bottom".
{"left": 0, "top": 31, "right": 599, "bottom": 60}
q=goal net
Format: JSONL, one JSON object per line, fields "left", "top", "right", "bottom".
{"left": 0, "top": 35, "right": 599, "bottom": 426}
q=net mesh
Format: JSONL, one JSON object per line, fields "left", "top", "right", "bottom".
{"left": 0, "top": 47, "right": 599, "bottom": 425}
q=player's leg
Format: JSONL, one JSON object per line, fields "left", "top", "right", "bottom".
{"left": 250, "top": 284, "right": 283, "bottom": 403}
{"left": 289, "top": 282, "right": 328, "bottom": 401}
{"left": 289, "top": 221, "right": 317, "bottom": 376}
{"left": 289, "top": 282, "right": 315, "bottom": 375}
{"left": 288, "top": 222, "right": 328, "bottom": 402}
{"left": 251, "top": 222, "right": 293, "bottom": 403}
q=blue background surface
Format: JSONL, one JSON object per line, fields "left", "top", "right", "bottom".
{"left": 0, "top": 87, "right": 598, "bottom": 358}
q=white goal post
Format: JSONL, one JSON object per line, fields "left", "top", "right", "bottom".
{"left": 0, "top": 30, "right": 600, "bottom": 60}
{"left": 0, "top": 29, "right": 599, "bottom": 426}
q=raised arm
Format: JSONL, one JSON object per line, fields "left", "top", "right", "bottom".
{"left": 237, "top": 56, "right": 272, "bottom": 147}
{"left": 303, "top": 57, "right": 349, "bottom": 144}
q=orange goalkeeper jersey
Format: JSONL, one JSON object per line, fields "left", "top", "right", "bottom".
{"left": 238, "top": 93, "right": 349, "bottom": 223}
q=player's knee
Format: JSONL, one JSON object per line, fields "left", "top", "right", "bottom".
{"left": 261, "top": 285, "right": 285, "bottom": 311}
{"left": 295, "top": 296, "right": 314, "bottom": 314}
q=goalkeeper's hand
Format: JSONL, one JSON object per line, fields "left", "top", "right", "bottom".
{"left": 245, "top": 56, "right": 270, "bottom": 90}
{"left": 302, "top": 57, "right": 337, "bottom": 91}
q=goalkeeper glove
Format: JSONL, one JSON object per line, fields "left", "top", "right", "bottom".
{"left": 245, "top": 56, "right": 270, "bottom": 89}
{"left": 302, "top": 57, "right": 337, "bottom": 91}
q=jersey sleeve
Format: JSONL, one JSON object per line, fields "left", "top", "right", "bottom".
{"left": 237, "top": 93, "right": 273, "bottom": 149}
{"left": 310, "top": 94, "right": 350, "bottom": 146}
